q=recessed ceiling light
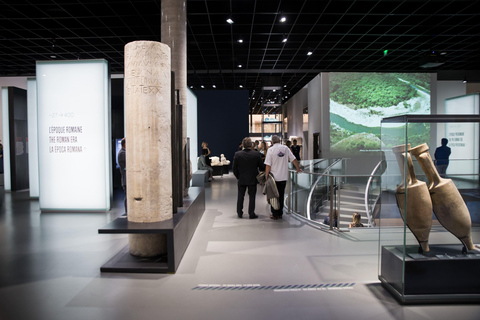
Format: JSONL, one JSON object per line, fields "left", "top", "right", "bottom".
{"left": 226, "top": 18, "right": 234, "bottom": 24}
{"left": 212, "top": 85, "right": 216, "bottom": 88}
{"left": 238, "top": 64, "right": 242, "bottom": 68}
{"left": 238, "top": 39, "right": 243, "bottom": 43}
{"left": 282, "top": 37, "right": 287, "bottom": 43}
{"left": 280, "top": 16, "right": 286, "bottom": 23}
{"left": 307, "top": 51, "right": 313, "bottom": 56}
{"left": 239, "top": 85, "right": 243, "bottom": 88}
{"left": 201, "top": 85, "right": 204, "bottom": 88}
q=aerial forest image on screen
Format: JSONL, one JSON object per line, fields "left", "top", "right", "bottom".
{"left": 329, "top": 72, "right": 431, "bottom": 155}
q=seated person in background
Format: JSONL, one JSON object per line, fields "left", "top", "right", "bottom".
{"left": 324, "top": 209, "right": 338, "bottom": 227}
{"left": 201, "top": 141, "right": 212, "bottom": 166}
{"left": 349, "top": 212, "right": 364, "bottom": 228}
{"left": 198, "top": 148, "right": 214, "bottom": 181}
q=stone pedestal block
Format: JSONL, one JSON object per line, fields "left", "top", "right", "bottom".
{"left": 124, "top": 40, "right": 173, "bottom": 257}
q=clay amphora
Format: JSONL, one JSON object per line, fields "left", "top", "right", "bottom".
{"left": 410, "top": 143, "right": 475, "bottom": 251}
{"left": 392, "top": 144, "right": 432, "bottom": 252}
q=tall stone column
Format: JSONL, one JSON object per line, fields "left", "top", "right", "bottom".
{"left": 161, "top": 0, "right": 188, "bottom": 195}
{"left": 124, "top": 41, "right": 172, "bottom": 257}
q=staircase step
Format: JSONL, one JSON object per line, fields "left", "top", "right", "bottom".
{"left": 321, "top": 200, "right": 365, "bottom": 209}
{"left": 340, "top": 193, "right": 365, "bottom": 202}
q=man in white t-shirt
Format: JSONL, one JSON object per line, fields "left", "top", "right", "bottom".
{"left": 264, "top": 135, "right": 302, "bottom": 220}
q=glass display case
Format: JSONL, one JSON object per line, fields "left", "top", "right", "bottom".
{"left": 379, "top": 114, "right": 480, "bottom": 304}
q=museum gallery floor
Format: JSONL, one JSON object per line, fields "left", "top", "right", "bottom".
{"left": 0, "top": 174, "right": 479, "bottom": 320}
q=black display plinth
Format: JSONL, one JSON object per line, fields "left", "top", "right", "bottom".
{"left": 222, "top": 165, "right": 229, "bottom": 175}
{"left": 380, "top": 244, "right": 480, "bottom": 304}
{"left": 98, "top": 187, "right": 205, "bottom": 273}
{"left": 212, "top": 165, "right": 223, "bottom": 176}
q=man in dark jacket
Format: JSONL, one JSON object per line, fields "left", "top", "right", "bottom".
{"left": 233, "top": 137, "right": 264, "bottom": 219}
{"left": 434, "top": 138, "right": 451, "bottom": 177}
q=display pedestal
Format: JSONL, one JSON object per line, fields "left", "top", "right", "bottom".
{"left": 98, "top": 187, "right": 205, "bottom": 273}
{"left": 380, "top": 244, "right": 480, "bottom": 304}
{"left": 212, "top": 165, "right": 223, "bottom": 177}
{"left": 222, "top": 165, "right": 229, "bottom": 175}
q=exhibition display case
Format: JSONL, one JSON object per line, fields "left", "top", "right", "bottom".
{"left": 379, "top": 114, "right": 480, "bottom": 304}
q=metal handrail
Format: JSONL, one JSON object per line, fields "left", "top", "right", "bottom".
{"left": 364, "top": 160, "right": 384, "bottom": 227}
{"left": 305, "top": 159, "right": 343, "bottom": 220}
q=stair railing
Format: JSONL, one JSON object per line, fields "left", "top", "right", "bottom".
{"left": 364, "top": 160, "right": 385, "bottom": 227}
{"left": 305, "top": 159, "right": 343, "bottom": 221}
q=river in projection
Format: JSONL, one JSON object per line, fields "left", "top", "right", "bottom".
{"left": 329, "top": 73, "right": 431, "bottom": 154}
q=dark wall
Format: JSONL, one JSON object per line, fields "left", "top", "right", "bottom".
{"left": 8, "top": 87, "right": 29, "bottom": 191}
{"left": 111, "top": 78, "right": 125, "bottom": 188}
{"left": 194, "top": 90, "right": 249, "bottom": 164}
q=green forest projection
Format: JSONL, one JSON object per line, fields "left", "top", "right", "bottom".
{"left": 329, "top": 72, "right": 431, "bottom": 155}
{"left": 330, "top": 73, "right": 430, "bottom": 109}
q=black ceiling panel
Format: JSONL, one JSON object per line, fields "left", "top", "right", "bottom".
{"left": 0, "top": 0, "right": 479, "bottom": 113}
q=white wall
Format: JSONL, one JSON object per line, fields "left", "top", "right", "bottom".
{"left": 27, "top": 79, "right": 39, "bottom": 197}
{"left": 433, "top": 80, "right": 467, "bottom": 149}
{"left": 287, "top": 87, "right": 307, "bottom": 157}
{"left": 306, "top": 74, "right": 321, "bottom": 160}
{"left": 436, "top": 81, "right": 466, "bottom": 114}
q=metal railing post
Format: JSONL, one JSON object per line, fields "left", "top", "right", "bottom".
{"left": 329, "top": 175, "right": 334, "bottom": 231}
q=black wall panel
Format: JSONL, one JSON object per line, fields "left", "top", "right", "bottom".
{"left": 195, "top": 90, "right": 249, "bottom": 167}
{"left": 8, "top": 87, "right": 29, "bottom": 191}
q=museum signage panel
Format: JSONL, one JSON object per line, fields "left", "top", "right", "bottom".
{"left": 445, "top": 93, "right": 479, "bottom": 175}
{"left": 36, "top": 60, "right": 111, "bottom": 211}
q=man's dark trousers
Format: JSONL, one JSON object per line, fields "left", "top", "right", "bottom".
{"left": 271, "top": 180, "right": 286, "bottom": 218}
{"left": 237, "top": 184, "right": 257, "bottom": 217}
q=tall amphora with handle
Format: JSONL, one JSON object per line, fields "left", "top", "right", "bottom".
{"left": 392, "top": 144, "right": 432, "bottom": 253}
{"left": 410, "top": 143, "right": 475, "bottom": 252}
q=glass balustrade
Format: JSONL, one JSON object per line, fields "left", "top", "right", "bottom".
{"left": 287, "top": 158, "right": 383, "bottom": 229}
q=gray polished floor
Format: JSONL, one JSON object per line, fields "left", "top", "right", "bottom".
{"left": 0, "top": 174, "right": 479, "bottom": 320}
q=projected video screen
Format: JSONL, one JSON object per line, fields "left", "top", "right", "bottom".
{"left": 329, "top": 72, "right": 431, "bottom": 155}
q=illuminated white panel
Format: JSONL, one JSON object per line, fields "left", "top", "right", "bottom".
{"left": 1, "top": 87, "right": 11, "bottom": 190}
{"left": 36, "top": 60, "right": 111, "bottom": 211}
{"left": 445, "top": 93, "right": 479, "bottom": 175}
{"left": 27, "top": 79, "right": 39, "bottom": 197}
{"left": 187, "top": 88, "right": 198, "bottom": 175}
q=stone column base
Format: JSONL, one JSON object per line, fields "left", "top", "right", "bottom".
{"left": 129, "top": 234, "right": 167, "bottom": 257}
